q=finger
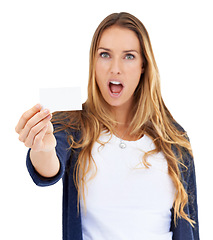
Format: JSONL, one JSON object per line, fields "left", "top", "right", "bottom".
{"left": 24, "top": 115, "right": 52, "bottom": 148}
{"left": 18, "top": 109, "right": 51, "bottom": 142}
{"left": 46, "top": 121, "right": 54, "bottom": 134}
{"left": 15, "top": 104, "right": 42, "bottom": 134}
{"left": 31, "top": 125, "right": 49, "bottom": 152}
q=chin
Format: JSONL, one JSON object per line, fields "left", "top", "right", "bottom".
{"left": 104, "top": 96, "right": 133, "bottom": 110}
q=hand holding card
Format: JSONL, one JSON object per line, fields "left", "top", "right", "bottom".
{"left": 39, "top": 87, "right": 82, "bottom": 113}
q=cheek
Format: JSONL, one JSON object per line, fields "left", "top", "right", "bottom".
{"left": 95, "top": 61, "right": 104, "bottom": 82}
{"left": 96, "top": 59, "right": 109, "bottom": 73}
{"left": 127, "top": 63, "right": 142, "bottom": 82}
{"left": 95, "top": 63, "right": 106, "bottom": 90}
{"left": 95, "top": 60, "right": 110, "bottom": 87}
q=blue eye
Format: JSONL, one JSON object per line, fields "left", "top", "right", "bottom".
{"left": 100, "top": 52, "right": 110, "bottom": 58}
{"left": 125, "top": 54, "right": 135, "bottom": 60}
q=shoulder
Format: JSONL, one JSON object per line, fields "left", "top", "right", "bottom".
{"left": 172, "top": 120, "right": 185, "bottom": 132}
{"left": 172, "top": 120, "right": 189, "bottom": 141}
{"left": 171, "top": 121, "right": 193, "bottom": 173}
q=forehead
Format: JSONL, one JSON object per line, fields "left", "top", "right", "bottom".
{"left": 98, "top": 26, "right": 140, "bottom": 51}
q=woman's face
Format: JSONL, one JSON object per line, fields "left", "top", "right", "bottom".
{"left": 95, "top": 25, "right": 144, "bottom": 110}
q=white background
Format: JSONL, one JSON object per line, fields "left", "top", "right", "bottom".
{"left": 1, "top": 0, "right": 212, "bottom": 239}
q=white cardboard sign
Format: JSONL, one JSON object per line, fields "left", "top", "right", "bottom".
{"left": 39, "top": 87, "right": 82, "bottom": 112}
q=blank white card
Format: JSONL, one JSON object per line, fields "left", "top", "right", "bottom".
{"left": 39, "top": 87, "right": 82, "bottom": 112}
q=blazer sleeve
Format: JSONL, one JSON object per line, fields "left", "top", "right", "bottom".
{"left": 171, "top": 137, "right": 200, "bottom": 239}
{"left": 26, "top": 127, "right": 71, "bottom": 187}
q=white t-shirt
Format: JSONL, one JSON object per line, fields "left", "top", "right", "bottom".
{"left": 80, "top": 132, "right": 176, "bottom": 240}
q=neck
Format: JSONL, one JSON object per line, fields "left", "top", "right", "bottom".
{"left": 110, "top": 101, "right": 143, "bottom": 141}
{"left": 112, "top": 106, "right": 132, "bottom": 127}
{"left": 111, "top": 103, "right": 134, "bottom": 139}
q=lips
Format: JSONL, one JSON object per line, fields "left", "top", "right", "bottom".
{"left": 108, "top": 80, "right": 124, "bottom": 96}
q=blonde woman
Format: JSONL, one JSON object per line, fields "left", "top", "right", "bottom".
{"left": 15, "top": 12, "right": 199, "bottom": 240}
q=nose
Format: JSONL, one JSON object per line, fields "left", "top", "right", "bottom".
{"left": 110, "top": 58, "right": 122, "bottom": 75}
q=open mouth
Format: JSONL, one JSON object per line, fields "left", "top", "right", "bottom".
{"left": 109, "top": 80, "right": 124, "bottom": 96}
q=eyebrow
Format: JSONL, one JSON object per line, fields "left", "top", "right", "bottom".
{"left": 97, "top": 47, "right": 139, "bottom": 54}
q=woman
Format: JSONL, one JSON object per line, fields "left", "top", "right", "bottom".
{"left": 15, "top": 12, "right": 199, "bottom": 240}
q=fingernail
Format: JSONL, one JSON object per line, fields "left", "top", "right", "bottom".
{"left": 35, "top": 104, "right": 41, "bottom": 109}
{"left": 43, "top": 109, "right": 50, "bottom": 114}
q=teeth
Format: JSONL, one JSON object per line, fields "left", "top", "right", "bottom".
{"left": 110, "top": 81, "right": 121, "bottom": 85}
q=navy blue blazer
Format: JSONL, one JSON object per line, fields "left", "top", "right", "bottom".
{"left": 26, "top": 127, "right": 199, "bottom": 240}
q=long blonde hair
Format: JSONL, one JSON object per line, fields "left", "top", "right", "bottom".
{"left": 53, "top": 12, "right": 195, "bottom": 226}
